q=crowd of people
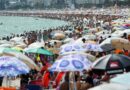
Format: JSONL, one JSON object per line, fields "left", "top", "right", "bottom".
{"left": 0, "top": 7, "right": 130, "bottom": 90}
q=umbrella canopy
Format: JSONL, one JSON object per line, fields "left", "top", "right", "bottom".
{"left": 0, "top": 47, "right": 20, "bottom": 55}
{"left": 28, "top": 41, "right": 44, "bottom": 48}
{"left": 60, "top": 43, "right": 85, "bottom": 55}
{"left": 83, "top": 43, "right": 103, "bottom": 52}
{"left": 75, "top": 35, "right": 96, "bottom": 45}
{"left": 112, "top": 29, "right": 130, "bottom": 37}
{"left": 58, "top": 53, "right": 96, "bottom": 62}
{"left": 10, "top": 52, "right": 40, "bottom": 71}
{"left": 89, "top": 83, "right": 130, "bottom": 90}
{"left": 92, "top": 54, "right": 130, "bottom": 75}
{"left": 16, "top": 43, "right": 27, "bottom": 47}
{"left": 110, "top": 72, "right": 130, "bottom": 85}
{"left": 49, "top": 40, "right": 62, "bottom": 47}
{"left": 0, "top": 56, "right": 30, "bottom": 77}
{"left": 63, "top": 38, "right": 74, "bottom": 43}
{"left": 10, "top": 37, "right": 24, "bottom": 43}
{"left": 0, "top": 48, "right": 40, "bottom": 71}
{"left": 0, "top": 44, "right": 13, "bottom": 48}
{"left": 53, "top": 33, "right": 65, "bottom": 40}
{"left": 100, "top": 37, "right": 130, "bottom": 51}
{"left": 11, "top": 47, "right": 23, "bottom": 52}
{"left": 96, "top": 30, "right": 110, "bottom": 36}
{"left": 49, "top": 54, "right": 92, "bottom": 72}
{"left": 0, "top": 47, "right": 19, "bottom": 54}
{"left": 24, "top": 47, "right": 53, "bottom": 55}
{"left": 0, "top": 40, "right": 10, "bottom": 44}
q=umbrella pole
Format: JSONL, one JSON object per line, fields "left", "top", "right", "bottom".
{"left": 69, "top": 73, "right": 70, "bottom": 90}
{"left": 72, "top": 72, "right": 77, "bottom": 90}
{"left": 6, "top": 76, "right": 8, "bottom": 87}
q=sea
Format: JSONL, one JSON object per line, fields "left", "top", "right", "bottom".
{"left": 0, "top": 16, "right": 69, "bottom": 38}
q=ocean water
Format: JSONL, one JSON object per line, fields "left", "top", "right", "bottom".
{"left": 0, "top": 16, "right": 68, "bottom": 37}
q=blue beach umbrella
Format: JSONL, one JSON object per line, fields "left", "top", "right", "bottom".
{"left": 49, "top": 54, "right": 92, "bottom": 72}
{"left": 60, "top": 43, "right": 85, "bottom": 55}
{"left": 0, "top": 56, "right": 30, "bottom": 77}
{"left": 84, "top": 43, "right": 103, "bottom": 52}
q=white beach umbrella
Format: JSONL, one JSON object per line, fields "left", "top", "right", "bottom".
{"left": 0, "top": 40, "right": 10, "bottom": 44}
{"left": 0, "top": 44, "right": 13, "bottom": 48}
{"left": 49, "top": 40, "right": 62, "bottom": 46}
{"left": 100, "top": 37, "right": 130, "bottom": 51}
{"left": 89, "top": 83, "right": 130, "bottom": 90}
{"left": 112, "top": 29, "right": 130, "bottom": 37}
{"left": 63, "top": 38, "right": 74, "bottom": 43}
{"left": 28, "top": 41, "right": 44, "bottom": 48}
{"left": 10, "top": 37, "right": 24, "bottom": 43}
{"left": 59, "top": 43, "right": 85, "bottom": 55}
{"left": 49, "top": 54, "right": 92, "bottom": 72}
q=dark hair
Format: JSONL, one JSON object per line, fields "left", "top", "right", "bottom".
{"left": 82, "top": 38, "right": 86, "bottom": 43}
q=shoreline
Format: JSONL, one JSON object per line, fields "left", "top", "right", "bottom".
{"left": 0, "top": 16, "right": 70, "bottom": 39}
{"left": 0, "top": 10, "right": 124, "bottom": 45}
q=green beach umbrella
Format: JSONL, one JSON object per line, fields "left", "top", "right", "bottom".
{"left": 24, "top": 48, "right": 53, "bottom": 55}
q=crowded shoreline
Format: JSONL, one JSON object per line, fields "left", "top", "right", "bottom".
{"left": 0, "top": 7, "right": 130, "bottom": 90}
{"left": 0, "top": 8, "right": 123, "bottom": 42}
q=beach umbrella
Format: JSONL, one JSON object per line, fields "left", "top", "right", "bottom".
{"left": 59, "top": 43, "right": 85, "bottom": 55}
{"left": 53, "top": 33, "right": 65, "bottom": 40}
{"left": 75, "top": 35, "right": 96, "bottom": 45}
{"left": 96, "top": 30, "right": 110, "bottom": 36}
{"left": 28, "top": 41, "right": 44, "bottom": 48}
{"left": 49, "top": 40, "right": 62, "bottom": 47}
{"left": 47, "top": 47, "right": 60, "bottom": 55}
{"left": 10, "top": 37, "right": 24, "bottom": 43}
{"left": 64, "top": 30, "right": 73, "bottom": 34}
{"left": 14, "top": 43, "right": 27, "bottom": 49}
{"left": 83, "top": 43, "right": 103, "bottom": 52}
{"left": 89, "top": 28, "right": 98, "bottom": 33}
{"left": 11, "top": 47, "right": 23, "bottom": 52}
{"left": 92, "top": 54, "right": 130, "bottom": 75}
{"left": 8, "top": 52, "right": 40, "bottom": 71}
{"left": 88, "top": 83, "right": 130, "bottom": 90}
{"left": 100, "top": 37, "right": 130, "bottom": 51}
{"left": 110, "top": 72, "right": 130, "bottom": 85}
{"left": 49, "top": 54, "right": 92, "bottom": 90}
{"left": 0, "top": 56, "right": 30, "bottom": 77}
{"left": 0, "top": 40, "right": 10, "bottom": 44}
{"left": 49, "top": 54, "right": 92, "bottom": 72}
{"left": 0, "top": 47, "right": 40, "bottom": 71}
{"left": 0, "top": 44, "right": 13, "bottom": 48}
{"left": 112, "top": 29, "right": 130, "bottom": 37}
{"left": 0, "top": 47, "right": 19, "bottom": 52}
{"left": 58, "top": 53, "right": 96, "bottom": 62}
{"left": 24, "top": 47, "right": 53, "bottom": 55}
{"left": 0, "top": 47, "right": 20, "bottom": 55}
{"left": 63, "top": 38, "right": 74, "bottom": 43}
{"left": 111, "top": 30, "right": 122, "bottom": 37}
